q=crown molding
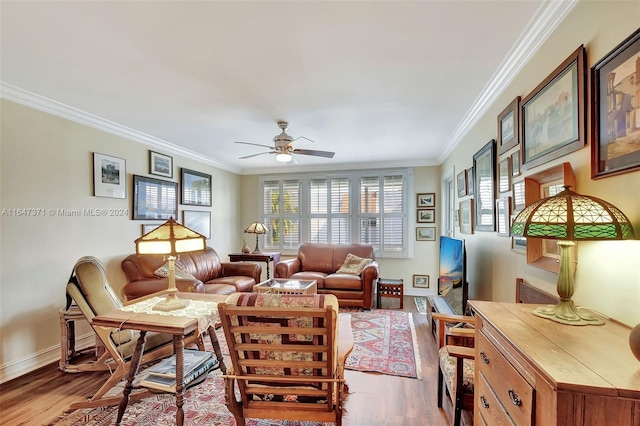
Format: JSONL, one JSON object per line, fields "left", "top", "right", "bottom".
{"left": 0, "top": 82, "right": 240, "bottom": 174}
{"left": 438, "top": 0, "right": 579, "bottom": 163}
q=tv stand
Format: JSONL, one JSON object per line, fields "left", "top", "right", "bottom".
{"left": 426, "top": 295, "right": 454, "bottom": 338}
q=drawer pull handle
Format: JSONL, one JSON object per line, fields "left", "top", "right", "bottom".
{"left": 480, "top": 351, "right": 489, "bottom": 364}
{"left": 480, "top": 395, "right": 489, "bottom": 409}
{"left": 508, "top": 389, "right": 522, "bottom": 406}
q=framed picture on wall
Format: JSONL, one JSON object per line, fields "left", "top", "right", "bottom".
{"left": 497, "top": 96, "right": 520, "bottom": 155}
{"left": 521, "top": 45, "right": 586, "bottom": 170}
{"left": 183, "top": 210, "right": 211, "bottom": 239}
{"left": 466, "top": 167, "right": 474, "bottom": 196}
{"left": 591, "top": 28, "right": 640, "bottom": 179}
{"left": 412, "top": 274, "right": 429, "bottom": 289}
{"left": 132, "top": 175, "right": 178, "bottom": 220}
{"left": 456, "top": 169, "right": 468, "bottom": 197}
{"left": 93, "top": 153, "right": 126, "bottom": 199}
{"left": 416, "top": 226, "right": 436, "bottom": 241}
{"left": 459, "top": 199, "right": 474, "bottom": 234}
{"left": 417, "top": 193, "right": 435, "bottom": 208}
{"left": 181, "top": 168, "right": 212, "bottom": 207}
{"left": 498, "top": 157, "right": 511, "bottom": 193}
{"left": 417, "top": 208, "right": 435, "bottom": 223}
{"left": 472, "top": 139, "right": 496, "bottom": 232}
{"left": 496, "top": 196, "right": 511, "bottom": 237}
{"left": 511, "top": 150, "right": 521, "bottom": 177}
{"left": 149, "top": 151, "right": 173, "bottom": 178}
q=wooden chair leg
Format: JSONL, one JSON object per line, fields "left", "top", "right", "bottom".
{"left": 224, "top": 376, "right": 244, "bottom": 425}
{"left": 453, "top": 357, "right": 464, "bottom": 426}
{"left": 437, "top": 364, "right": 444, "bottom": 408}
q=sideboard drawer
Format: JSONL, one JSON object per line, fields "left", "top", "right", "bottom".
{"left": 477, "top": 372, "right": 516, "bottom": 426}
{"left": 477, "top": 331, "right": 533, "bottom": 426}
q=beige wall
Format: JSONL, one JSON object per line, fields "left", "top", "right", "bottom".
{"left": 0, "top": 99, "right": 243, "bottom": 381}
{"left": 441, "top": 1, "right": 640, "bottom": 326}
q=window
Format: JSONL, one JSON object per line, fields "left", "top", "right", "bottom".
{"left": 261, "top": 169, "right": 410, "bottom": 257}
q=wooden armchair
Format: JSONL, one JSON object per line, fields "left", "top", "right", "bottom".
{"left": 217, "top": 293, "right": 354, "bottom": 426}
{"left": 432, "top": 312, "right": 476, "bottom": 426}
{"left": 66, "top": 256, "right": 203, "bottom": 409}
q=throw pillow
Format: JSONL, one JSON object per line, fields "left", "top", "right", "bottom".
{"left": 154, "top": 260, "right": 196, "bottom": 280}
{"left": 336, "top": 253, "right": 372, "bottom": 275}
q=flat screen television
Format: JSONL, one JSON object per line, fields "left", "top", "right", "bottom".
{"left": 438, "top": 236, "right": 468, "bottom": 315}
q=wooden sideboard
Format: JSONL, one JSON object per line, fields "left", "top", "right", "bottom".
{"left": 470, "top": 300, "right": 640, "bottom": 426}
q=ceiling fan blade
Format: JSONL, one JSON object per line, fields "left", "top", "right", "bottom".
{"left": 239, "top": 151, "right": 273, "bottom": 159}
{"left": 235, "top": 141, "right": 274, "bottom": 149}
{"left": 292, "top": 149, "right": 335, "bottom": 158}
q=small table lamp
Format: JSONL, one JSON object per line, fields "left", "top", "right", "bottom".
{"left": 511, "top": 186, "right": 635, "bottom": 325}
{"left": 135, "top": 217, "right": 206, "bottom": 311}
{"left": 244, "top": 221, "right": 269, "bottom": 253}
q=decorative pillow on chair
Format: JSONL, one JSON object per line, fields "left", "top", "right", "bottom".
{"left": 154, "top": 261, "right": 196, "bottom": 280}
{"left": 336, "top": 253, "right": 373, "bottom": 275}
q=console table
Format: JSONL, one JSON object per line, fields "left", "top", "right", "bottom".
{"left": 228, "top": 251, "right": 280, "bottom": 279}
{"left": 470, "top": 300, "right": 640, "bottom": 426}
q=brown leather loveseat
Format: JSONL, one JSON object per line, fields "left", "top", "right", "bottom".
{"left": 121, "top": 246, "right": 261, "bottom": 300}
{"left": 274, "top": 243, "right": 378, "bottom": 308}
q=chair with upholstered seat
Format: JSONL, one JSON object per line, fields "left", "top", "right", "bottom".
{"left": 432, "top": 312, "right": 476, "bottom": 426}
{"left": 217, "top": 292, "right": 353, "bottom": 426}
{"left": 66, "top": 256, "right": 203, "bottom": 409}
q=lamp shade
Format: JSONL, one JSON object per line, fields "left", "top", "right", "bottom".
{"left": 511, "top": 186, "right": 635, "bottom": 241}
{"left": 135, "top": 217, "right": 206, "bottom": 256}
{"left": 244, "top": 222, "right": 269, "bottom": 234}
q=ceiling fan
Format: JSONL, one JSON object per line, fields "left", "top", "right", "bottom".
{"left": 235, "top": 121, "right": 335, "bottom": 163}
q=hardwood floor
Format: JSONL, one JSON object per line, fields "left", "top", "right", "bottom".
{"left": 0, "top": 296, "right": 468, "bottom": 425}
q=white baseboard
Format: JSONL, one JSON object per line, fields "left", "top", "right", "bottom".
{"left": 0, "top": 333, "right": 95, "bottom": 384}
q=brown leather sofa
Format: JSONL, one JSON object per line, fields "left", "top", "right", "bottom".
{"left": 121, "top": 246, "right": 262, "bottom": 300}
{"left": 274, "top": 243, "right": 378, "bottom": 308}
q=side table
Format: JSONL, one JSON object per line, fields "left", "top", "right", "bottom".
{"left": 377, "top": 278, "right": 404, "bottom": 309}
{"left": 228, "top": 251, "right": 280, "bottom": 279}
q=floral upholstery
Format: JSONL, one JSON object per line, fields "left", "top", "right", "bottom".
{"left": 438, "top": 346, "right": 474, "bottom": 395}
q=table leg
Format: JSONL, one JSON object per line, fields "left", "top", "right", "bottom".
{"left": 174, "top": 335, "right": 185, "bottom": 426}
{"left": 208, "top": 325, "right": 227, "bottom": 374}
{"left": 266, "top": 261, "right": 270, "bottom": 279}
{"left": 116, "top": 331, "right": 146, "bottom": 425}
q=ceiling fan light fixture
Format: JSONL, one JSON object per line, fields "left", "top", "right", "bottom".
{"left": 276, "top": 153, "right": 292, "bottom": 163}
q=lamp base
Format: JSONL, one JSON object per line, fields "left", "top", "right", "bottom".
{"left": 532, "top": 299, "right": 604, "bottom": 326}
{"left": 153, "top": 291, "right": 190, "bottom": 312}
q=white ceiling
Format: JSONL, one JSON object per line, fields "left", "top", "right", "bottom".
{"left": 0, "top": 1, "right": 576, "bottom": 175}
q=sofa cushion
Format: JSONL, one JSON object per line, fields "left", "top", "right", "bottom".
{"left": 290, "top": 271, "right": 328, "bottom": 289}
{"left": 324, "top": 273, "right": 363, "bottom": 290}
{"left": 336, "top": 253, "right": 372, "bottom": 275}
{"left": 154, "top": 261, "right": 197, "bottom": 280}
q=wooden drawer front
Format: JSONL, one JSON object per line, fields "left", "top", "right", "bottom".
{"left": 477, "top": 372, "right": 516, "bottom": 426}
{"left": 477, "top": 331, "right": 533, "bottom": 426}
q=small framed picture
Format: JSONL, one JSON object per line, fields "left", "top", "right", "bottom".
{"left": 459, "top": 199, "right": 474, "bottom": 235}
{"left": 416, "top": 193, "right": 435, "bottom": 208}
{"left": 183, "top": 210, "right": 211, "bottom": 239}
{"left": 413, "top": 274, "right": 430, "bottom": 289}
{"left": 417, "top": 208, "right": 435, "bottom": 223}
{"left": 93, "top": 153, "right": 126, "bottom": 199}
{"left": 498, "top": 157, "right": 511, "bottom": 194}
{"left": 512, "top": 180, "right": 526, "bottom": 213}
{"left": 497, "top": 96, "right": 520, "bottom": 155}
{"left": 181, "top": 168, "right": 212, "bottom": 207}
{"left": 456, "top": 170, "right": 468, "bottom": 197}
{"left": 416, "top": 226, "right": 436, "bottom": 241}
{"left": 511, "top": 150, "right": 521, "bottom": 177}
{"left": 149, "top": 151, "right": 173, "bottom": 178}
{"left": 496, "top": 196, "right": 511, "bottom": 237}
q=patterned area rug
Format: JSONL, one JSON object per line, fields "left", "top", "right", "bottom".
{"left": 345, "top": 309, "right": 421, "bottom": 379}
{"left": 48, "top": 371, "right": 334, "bottom": 426}
{"left": 414, "top": 297, "right": 427, "bottom": 314}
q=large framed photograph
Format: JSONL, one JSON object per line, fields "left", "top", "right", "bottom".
{"left": 456, "top": 169, "right": 468, "bottom": 197}
{"left": 412, "top": 274, "right": 429, "bottom": 289}
{"left": 417, "top": 208, "right": 435, "bottom": 223}
{"left": 416, "top": 193, "right": 435, "bottom": 208}
{"left": 497, "top": 96, "right": 520, "bottom": 155}
{"left": 521, "top": 45, "right": 586, "bottom": 170}
{"left": 591, "top": 29, "right": 640, "bottom": 179}
{"left": 416, "top": 226, "right": 436, "bottom": 241}
{"left": 181, "top": 168, "right": 212, "bottom": 207}
{"left": 182, "top": 210, "right": 211, "bottom": 239}
{"left": 149, "top": 151, "right": 173, "bottom": 178}
{"left": 459, "top": 199, "right": 474, "bottom": 234}
{"left": 473, "top": 139, "right": 496, "bottom": 232}
{"left": 132, "top": 175, "right": 178, "bottom": 220}
{"left": 93, "top": 153, "right": 126, "bottom": 199}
